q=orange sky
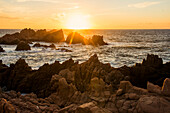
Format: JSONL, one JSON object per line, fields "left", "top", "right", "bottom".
{"left": 0, "top": 0, "right": 170, "bottom": 29}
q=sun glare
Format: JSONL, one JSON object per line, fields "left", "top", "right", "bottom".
{"left": 65, "top": 14, "right": 90, "bottom": 29}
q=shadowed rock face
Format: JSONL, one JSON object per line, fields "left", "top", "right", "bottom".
{"left": 15, "top": 41, "right": 31, "bottom": 51}
{"left": 33, "top": 43, "right": 56, "bottom": 49}
{"left": 0, "top": 54, "right": 170, "bottom": 113}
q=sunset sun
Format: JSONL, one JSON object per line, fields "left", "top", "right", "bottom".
{"left": 65, "top": 14, "right": 90, "bottom": 29}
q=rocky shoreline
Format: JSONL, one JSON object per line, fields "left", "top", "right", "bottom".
{"left": 0, "top": 54, "right": 170, "bottom": 113}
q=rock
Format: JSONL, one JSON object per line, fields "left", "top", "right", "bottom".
{"left": 75, "top": 102, "right": 96, "bottom": 113}
{"left": 56, "top": 48, "right": 72, "bottom": 52}
{"left": 66, "top": 32, "right": 86, "bottom": 44}
{"left": 137, "top": 96, "right": 170, "bottom": 113}
{"left": 33, "top": 43, "right": 56, "bottom": 49}
{"left": 59, "top": 69, "right": 75, "bottom": 83}
{"left": 0, "top": 33, "right": 20, "bottom": 45}
{"left": 44, "top": 29, "right": 65, "bottom": 42}
{"left": 90, "top": 35, "right": 108, "bottom": 46}
{"left": 20, "top": 28, "right": 36, "bottom": 39}
{"left": 89, "top": 77, "right": 105, "bottom": 97}
{"left": 0, "top": 46, "right": 5, "bottom": 52}
{"left": 0, "top": 98, "right": 16, "bottom": 113}
{"left": 147, "top": 82, "right": 161, "bottom": 94}
{"left": 15, "top": 41, "right": 31, "bottom": 51}
{"left": 116, "top": 89, "right": 123, "bottom": 96}
{"left": 142, "top": 54, "right": 163, "bottom": 68}
{"left": 119, "top": 81, "right": 133, "bottom": 93}
{"left": 162, "top": 78, "right": 170, "bottom": 96}
{"left": 128, "top": 93, "right": 139, "bottom": 100}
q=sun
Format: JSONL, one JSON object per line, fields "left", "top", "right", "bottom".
{"left": 65, "top": 14, "right": 90, "bottom": 29}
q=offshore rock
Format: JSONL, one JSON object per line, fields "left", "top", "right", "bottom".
{"left": 0, "top": 46, "right": 5, "bottom": 52}
{"left": 89, "top": 35, "right": 108, "bottom": 46}
{"left": 66, "top": 32, "right": 86, "bottom": 44}
{"left": 15, "top": 41, "right": 31, "bottom": 51}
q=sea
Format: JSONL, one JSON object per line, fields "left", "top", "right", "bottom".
{"left": 0, "top": 29, "right": 170, "bottom": 70}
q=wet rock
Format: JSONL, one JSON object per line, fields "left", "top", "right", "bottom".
{"left": 56, "top": 48, "right": 72, "bottom": 52}
{"left": 147, "top": 82, "right": 161, "bottom": 94}
{"left": 66, "top": 32, "right": 86, "bottom": 44}
{"left": 162, "top": 78, "right": 170, "bottom": 96}
{"left": 15, "top": 41, "right": 31, "bottom": 51}
{"left": 0, "top": 46, "right": 5, "bottom": 52}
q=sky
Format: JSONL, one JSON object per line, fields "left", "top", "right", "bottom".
{"left": 0, "top": 0, "right": 170, "bottom": 29}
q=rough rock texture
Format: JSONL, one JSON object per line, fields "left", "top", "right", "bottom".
{"left": 0, "top": 54, "right": 170, "bottom": 113}
{"left": 15, "top": 41, "right": 31, "bottom": 51}
{"left": 0, "top": 46, "right": 5, "bottom": 52}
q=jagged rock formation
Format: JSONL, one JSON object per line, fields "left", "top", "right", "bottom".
{"left": 0, "top": 28, "right": 65, "bottom": 44}
{"left": 0, "top": 46, "right": 5, "bottom": 52}
{"left": 0, "top": 54, "right": 170, "bottom": 112}
{"left": 15, "top": 41, "right": 31, "bottom": 51}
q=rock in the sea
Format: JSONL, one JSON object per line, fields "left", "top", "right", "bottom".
{"left": 44, "top": 29, "right": 65, "bottom": 42}
{"left": 0, "top": 46, "right": 5, "bottom": 52}
{"left": 15, "top": 41, "right": 31, "bottom": 51}
{"left": 20, "top": 28, "right": 36, "bottom": 39}
{"left": 0, "top": 33, "right": 20, "bottom": 45}
{"left": 90, "top": 35, "right": 108, "bottom": 46}
{"left": 162, "top": 78, "right": 170, "bottom": 96}
{"left": 66, "top": 32, "right": 86, "bottom": 44}
{"left": 33, "top": 43, "right": 56, "bottom": 49}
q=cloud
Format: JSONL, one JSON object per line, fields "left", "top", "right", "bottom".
{"left": 128, "top": 1, "right": 160, "bottom": 8}
{"left": 0, "top": 15, "right": 19, "bottom": 20}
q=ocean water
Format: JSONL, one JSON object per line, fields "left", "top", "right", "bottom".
{"left": 0, "top": 29, "right": 170, "bottom": 70}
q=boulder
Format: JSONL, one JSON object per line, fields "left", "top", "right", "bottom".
{"left": 0, "top": 46, "right": 5, "bottom": 52}
{"left": 15, "top": 41, "right": 31, "bottom": 51}
{"left": 66, "top": 32, "right": 86, "bottom": 44}
{"left": 119, "top": 81, "right": 133, "bottom": 93}
{"left": 33, "top": 43, "right": 56, "bottom": 49}
{"left": 162, "top": 78, "right": 170, "bottom": 96}
{"left": 90, "top": 35, "right": 108, "bottom": 46}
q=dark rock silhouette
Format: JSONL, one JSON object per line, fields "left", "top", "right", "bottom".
{"left": 0, "top": 33, "right": 20, "bottom": 45}
{"left": 66, "top": 32, "right": 86, "bottom": 44}
{"left": 33, "top": 43, "right": 56, "bottom": 49}
{"left": 66, "top": 32, "right": 108, "bottom": 46}
{"left": 15, "top": 41, "right": 31, "bottom": 51}
{"left": 0, "top": 46, "right": 5, "bottom": 52}
{"left": 90, "top": 35, "right": 108, "bottom": 46}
